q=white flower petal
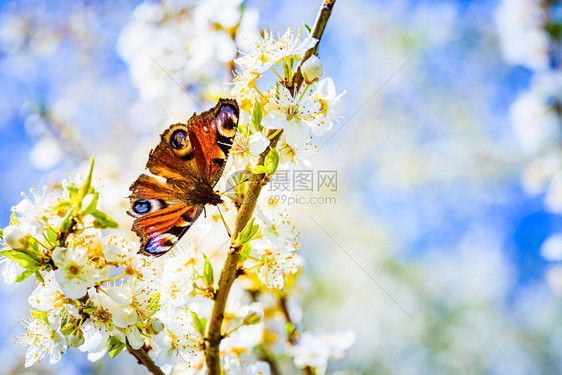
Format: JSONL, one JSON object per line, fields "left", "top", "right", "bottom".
{"left": 262, "top": 112, "right": 288, "bottom": 130}
{"left": 283, "top": 121, "right": 310, "bottom": 146}
{"left": 248, "top": 132, "right": 270, "bottom": 155}
{"left": 112, "top": 306, "right": 137, "bottom": 328}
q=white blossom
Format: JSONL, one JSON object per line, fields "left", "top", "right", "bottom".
{"left": 78, "top": 319, "right": 110, "bottom": 362}
{"left": 52, "top": 246, "right": 100, "bottom": 299}
{"left": 495, "top": 0, "right": 549, "bottom": 70}
{"left": 0, "top": 255, "right": 23, "bottom": 285}
{"left": 235, "top": 30, "right": 278, "bottom": 73}
{"left": 286, "top": 330, "right": 355, "bottom": 370}
{"left": 311, "top": 77, "right": 346, "bottom": 137}
{"left": 273, "top": 28, "right": 317, "bottom": 62}
{"left": 28, "top": 272, "right": 79, "bottom": 317}
{"left": 257, "top": 251, "right": 298, "bottom": 289}
{"left": 151, "top": 307, "right": 200, "bottom": 368}
{"left": 20, "top": 315, "right": 68, "bottom": 367}
{"left": 262, "top": 85, "right": 321, "bottom": 146}
{"left": 222, "top": 353, "right": 271, "bottom": 375}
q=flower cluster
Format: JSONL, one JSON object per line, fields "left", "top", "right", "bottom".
{"left": 228, "top": 28, "right": 345, "bottom": 170}
{"left": 1, "top": 162, "right": 210, "bottom": 369}
{"left": 118, "top": 0, "right": 258, "bottom": 130}
{"left": 1, "top": 20, "right": 354, "bottom": 375}
{"left": 496, "top": 0, "right": 562, "bottom": 208}
{"left": 496, "top": 0, "right": 562, "bottom": 291}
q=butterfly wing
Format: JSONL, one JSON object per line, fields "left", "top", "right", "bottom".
{"left": 188, "top": 98, "right": 239, "bottom": 186}
{"left": 129, "top": 174, "right": 203, "bottom": 256}
{"left": 128, "top": 98, "right": 239, "bottom": 256}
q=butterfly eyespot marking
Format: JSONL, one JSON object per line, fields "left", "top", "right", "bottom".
{"left": 216, "top": 103, "right": 239, "bottom": 138}
{"left": 133, "top": 199, "right": 151, "bottom": 214}
{"left": 128, "top": 198, "right": 166, "bottom": 218}
{"left": 146, "top": 233, "right": 177, "bottom": 255}
{"left": 171, "top": 130, "right": 189, "bottom": 149}
{"left": 164, "top": 124, "right": 193, "bottom": 158}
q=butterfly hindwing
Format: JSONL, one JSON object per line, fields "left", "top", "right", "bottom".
{"left": 128, "top": 174, "right": 200, "bottom": 256}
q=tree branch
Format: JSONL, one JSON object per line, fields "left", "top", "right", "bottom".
{"left": 126, "top": 344, "right": 165, "bottom": 375}
{"left": 291, "top": 0, "right": 337, "bottom": 92}
{"left": 204, "top": 1, "right": 337, "bottom": 374}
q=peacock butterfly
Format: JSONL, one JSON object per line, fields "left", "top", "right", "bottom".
{"left": 128, "top": 98, "right": 239, "bottom": 256}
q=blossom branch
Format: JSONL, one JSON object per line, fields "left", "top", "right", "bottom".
{"left": 126, "top": 344, "right": 165, "bottom": 375}
{"left": 204, "top": 1, "right": 337, "bottom": 374}
{"left": 291, "top": 0, "right": 336, "bottom": 93}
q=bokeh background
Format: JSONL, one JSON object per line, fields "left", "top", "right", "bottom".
{"left": 1, "top": 0, "right": 562, "bottom": 374}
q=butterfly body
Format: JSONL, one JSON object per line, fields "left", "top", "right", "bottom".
{"left": 128, "top": 98, "right": 239, "bottom": 257}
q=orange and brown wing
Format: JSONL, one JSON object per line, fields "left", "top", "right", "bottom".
{"left": 128, "top": 174, "right": 202, "bottom": 256}
{"left": 188, "top": 98, "right": 239, "bottom": 186}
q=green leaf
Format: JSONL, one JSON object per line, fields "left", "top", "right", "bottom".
{"left": 242, "top": 310, "right": 262, "bottom": 325}
{"left": 191, "top": 311, "right": 207, "bottom": 336}
{"left": 285, "top": 321, "right": 296, "bottom": 336}
{"left": 252, "top": 148, "right": 279, "bottom": 175}
{"left": 30, "top": 310, "right": 49, "bottom": 325}
{"left": 304, "top": 23, "right": 312, "bottom": 34}
{"left": 15, "top": 269, "right": 35, "bottom": 282}
{"left": 45, "top": 225, "right": 58, "bottom": 244}
{"left": 59, "top": 210, "right": 74, "bottom": 233}
{"left": 67, "top": 183, "right": 80, "bottom": 205}
{"left": 251, "top": 99, "right": 263, "bottom": 132}
{"left": 35, "top": 270, "right": 44, "bottom": 283}
{"left": 239, "top": 122, "right": 250, "bottom": 138}
{"left": 252, "top": 165, "right": 268, "bottom": 174}
{"left": 283, "top": 59, "right": 291, "bottom": 83}
{"left": 545, "top": 21, "right": 562, "bottom": 41}
{"left": 108, "top": 336, "right": 125, "bottom": 358}
{"left": 80, "top": 158, "right": 95, "bottom": 200}
{"left": 0, "top": 249, "right": 40, "bottom": 269}
{"left": 0, "top": 228, "right": 3, "bottom": 240}
{"left": 237, "top": 217, "right": 259, "bottom": 245}
{"left": 239, "top": 242, "right": 251, "bottom": 262}
{"left": 53, "top": 201, "right": 72, "bottom": 212}
{"left": 79, "top": 193, "right": 98, "bottom": 216}
{"left": 147, "top": 292, "right": 161, "bottom": 310}
{"left": 91, "top": 210, "right": 119, "bottom": 229}
{"left": 83, "top": 302, "right": 97, "bottom": 314}
{"left": 202, "top": 253, "right": 214, "bottom": 287}
{"left": 263, "top": 148, "right": 279, "bottom": 174}
{"left": 61, "top": 325, "right": 74, "bottom": 336}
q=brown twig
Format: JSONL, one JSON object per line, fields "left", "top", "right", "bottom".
{"left": 279, "top": 295, "right": 315, "bottom": 375}
{"left": 204, "top": 1, "right": 337, "bottom": 374}
{"left": 126, "top": 343, "right": 165, "bottom": 375}
{"left": 290, "top": 0, "right": 337, "bottom": 93}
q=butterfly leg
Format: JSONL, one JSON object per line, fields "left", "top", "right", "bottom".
{"left": 216, "top": 205, "right": 232, "bottom": 238}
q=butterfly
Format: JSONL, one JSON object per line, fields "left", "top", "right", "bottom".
{"left": 127, "top": 98, "right": 239, "bottom": 257}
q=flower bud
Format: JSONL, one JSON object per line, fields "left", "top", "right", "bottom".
{"left": 69, "top": 330, "right": 84, "bottom": 347}
{"left": 301, "top": 55, "right": 323, "bottom": 84}
{"left": 147, "top": 318, "right": 164, "bottom": 334}
{"left": 3, "top": 225, "right": 24, "bottom": 249}
{"left": 242, "top": 308, "right": 263, "bottom": 325}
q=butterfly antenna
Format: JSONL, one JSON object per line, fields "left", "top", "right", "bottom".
{"left": 220, "top": 177, "right": 250, "bottom": 195}
{"left": 216, "top": 206, "right": 232, "bottom": 238}
{"left": 217, "top": 141, "right": 233, "bottom": 147}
